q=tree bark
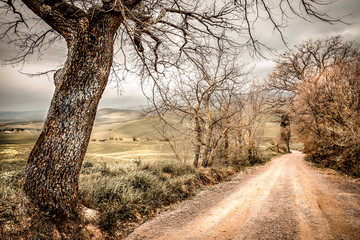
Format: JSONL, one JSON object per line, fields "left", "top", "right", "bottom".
{"left": 202, "top": 94, "right": 213, "bottom": 168}
{"left": 202, "top": 127, "right": 212, "bottom": 167}
{"left": 23, "top": 11, "right": 123, "bottom": 216}
{"left": 223, "top": 128, "right": 229, "bottom": 164}
{"left": 193, "top": 114, "right": 202, "bottom": 168}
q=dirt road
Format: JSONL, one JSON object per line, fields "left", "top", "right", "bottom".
{"left": 127, "top": 152, "right": 360, "bottom": 240}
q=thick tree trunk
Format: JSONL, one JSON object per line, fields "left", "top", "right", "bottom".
{"left": 23, "top": 14, "right": 121, "bottom": 216}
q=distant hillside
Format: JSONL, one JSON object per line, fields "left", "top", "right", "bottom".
{"left": 0, "top": 110, "right": 46, "bottom": 122}
{"left": 0, "top": 109, "right": 140, "bottom": 122}
{"left": 0, "top": 109, "right": 142, "bottom": 131}
{"left": 95, "top": 108, "right": 140, "bottom": 123}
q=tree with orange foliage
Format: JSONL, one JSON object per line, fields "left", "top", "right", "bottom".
{"left": 269, "top": 36, "right": 360, "bottom": 176}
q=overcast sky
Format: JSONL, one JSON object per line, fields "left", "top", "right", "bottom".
{"left": 0, "top": 0, "right": 359, "bottom": 112}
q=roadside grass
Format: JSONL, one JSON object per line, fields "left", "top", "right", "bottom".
{"left": 78, "top": 155, "right": 258, "bottom": 238}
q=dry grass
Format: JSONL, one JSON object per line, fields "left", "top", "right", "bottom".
{"left": 78, "top": 158, "right": 246, "bottom": 238}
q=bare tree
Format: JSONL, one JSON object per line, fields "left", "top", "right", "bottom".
{"left": 0, "top": 0, "right": 342, "bottom": 218}
{"left": 198, "top": 51, "right": 247, "bottom": 168}
{"left": 147, "top": 49, "right": 247, "bottom": 168}
{"left": 267, "top": 36, "right": 356, "bottom": 102}
{"left": 239, "top": 89, "right": 266, "bottom": 164}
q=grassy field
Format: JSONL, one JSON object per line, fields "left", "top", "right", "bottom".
{"left": 0, "top": 109, "right": 179, "bottom": 164}
{"left": 0, "top": 109, "right": 300, "bottom": 167}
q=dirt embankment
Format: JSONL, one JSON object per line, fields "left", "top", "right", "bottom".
{"left": 127, "top": 152, "right": 360, "bottom": 240}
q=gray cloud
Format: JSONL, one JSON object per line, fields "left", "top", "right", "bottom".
{"left": 0, "top": 66, "right": 54, "bottom": 111}
{"left": 98, "top": 81, "right": 148, "bottom": 110}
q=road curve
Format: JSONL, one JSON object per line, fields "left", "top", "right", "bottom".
{"left": 127, "top": 152, "right": 360, "bottom": 240}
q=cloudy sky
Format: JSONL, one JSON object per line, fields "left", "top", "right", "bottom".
{"left": 0, "top": 0, "right": 359, "bottom": 112}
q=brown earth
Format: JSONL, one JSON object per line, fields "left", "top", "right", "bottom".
{"left": 126, "top": 152, "right": 360, "bottom": 240}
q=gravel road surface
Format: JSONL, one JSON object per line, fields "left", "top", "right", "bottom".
{"left": 127, "top": 152, "right": 360, "bottom": 240}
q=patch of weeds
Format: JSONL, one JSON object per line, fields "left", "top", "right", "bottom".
{"left": 229, "top": 154, "right": 250, "bottom": 171}
{"left": 139, "top": 160, "right": 194, "bottom": 177}
{"left": 0, "top": 160, "right": 26, "bottom": 172}
{"left": 133, "top": 157, "right": 142, "bottom": 167}
{"left": 83, "top": 161, "right": 94, "bottom": 168}
{"left": 79, "top": 160, "right": 210, "bottom": 235}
